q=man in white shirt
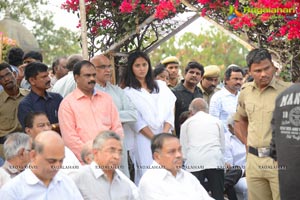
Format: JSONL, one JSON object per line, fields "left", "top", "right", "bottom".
{"left": 72, "top": 131, "right": 139, "bottom": 200}
{"left": 24, "top": 112, "right": 81, "bottom": 176}
{"left": 0, "top": 131, "right": 83, "bottom": 200}
{"left": 180, "top": 98, "right": 225, "bottom": 200}
{"left": 0, "top": 132, "right": 31, "bottom": 188}
{"left": 52, "top": 54, "right": 83, "bottom": 97}
{"left": 225, "top": 114, "right": 247, "bottom": 200}
{"left": 209, "top": 65, "right": 244, "bottom": 134}
{"left": 139, "top": 133, "right": 213, "bottom": 200}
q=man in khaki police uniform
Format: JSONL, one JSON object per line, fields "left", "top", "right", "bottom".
{"left": 234, "top": 48, "right": 290, "bottom": 200}
{"left": 199, "top": 65, "right": 221, "bottom": 106}
{"left": 161, "top": 56, "right": 180, "bottom": 88}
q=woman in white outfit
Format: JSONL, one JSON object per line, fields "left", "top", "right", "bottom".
{"left": 121, "top": 51, "right": 176, "bottom": 185}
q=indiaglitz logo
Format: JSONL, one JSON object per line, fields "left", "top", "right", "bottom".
{"left": 228, "top": 4, "right": 296, "bottom": 21}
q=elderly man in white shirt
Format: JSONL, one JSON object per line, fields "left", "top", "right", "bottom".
{"left": 91, "top": 54, "right": 138, "bottom": 177}
{"left": 52, "top": 54, "right": 83, "bottom": 97}
{"left": 225, "top": 114, "right": 247, "bottom": 200}
{"left": 139, "top": 133, "right": 213, "bottom": 200}
{"left": 0, "top": 131, "right": 83, "bottom": 200}
{"left": 0, "top": 132, "right": 31, "bottom": 188}
{"left": 209, "top": 65, "right": 244, "bottom": 135}
{"left": 73, "top": 131, "right": 139, "bottom": 200}
{"left": 181, "top": 98, "right": 225, "bottom": 200}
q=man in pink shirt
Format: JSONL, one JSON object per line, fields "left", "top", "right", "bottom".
{"left": 58, "top": 60, "right": 123, "bottom": 161}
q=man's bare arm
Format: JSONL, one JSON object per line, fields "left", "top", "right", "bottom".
{"left": 234, "top": 116, "right": 248, "bottom": 145}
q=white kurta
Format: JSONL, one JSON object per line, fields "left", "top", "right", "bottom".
{"left": 124, "top": 80, "right": 176, "bottom": 185}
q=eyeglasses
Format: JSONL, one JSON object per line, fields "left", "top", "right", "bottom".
{"left": 95, "top": 65, "right": 112, "bottom": 70}
{"left": 0, "top": 72, "right": 13, "bottom": 81}
{"left": 98, "top": 147, "right": 122, "bottom": 156}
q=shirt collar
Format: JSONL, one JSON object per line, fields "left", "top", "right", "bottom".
{"left": 90, "top": 161, "right": 121, "bottom": 182}
{"left": 30, "top": 90, "right": 53, "bottom": 102}
{"left": 73, "top": 88, "right": 99, "bottom": 100}
{"left": 223, "top": 87, "right": 239, "bottom": 96}
{"left": 151, "top": 161, "right": 184, "bottom": 180}
{"left": 174, "top": 80, "right": 201, "bottom": 94}
{"left": 24, "top": 168, "right": 62, "bottom": 186}
{"left": 0, "top": 88, "right": 28, "bottom": 102}
{"left": 2, "top": 160, "right": 20, "bottom": 175}
{"left": 252, "top": 76, "right": 277, "bottom": 90}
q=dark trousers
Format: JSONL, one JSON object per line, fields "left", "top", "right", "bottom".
{"left": 192, "top": 169, "right": 224, "bottom": 200}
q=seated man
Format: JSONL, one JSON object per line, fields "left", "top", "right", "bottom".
{"left": 73, "top": 131, "right": 139, "bottom": 200}
{"left": 139, "top": 133, "right": 213, "bottom": 200}
{"left": 0, "top": 131, "right": 83, "bottom": 199}
{"left": 80, "top": 141, "right": 93, "bottom": 165}
{"left": 0, "top": 132, "right": 31, "bottom": 188}
{"left": 24, "top": 112, "right": 81, "bottom": 176}
{"left": 18, "top": 62, "right": 63, "bottom": 131}
{"left": 225, "top": 114, "right": 247, "bottom": 200}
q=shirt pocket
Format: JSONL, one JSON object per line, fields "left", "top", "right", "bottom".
{"left": 245, "top": 103, "right": 255, "bottom": 121}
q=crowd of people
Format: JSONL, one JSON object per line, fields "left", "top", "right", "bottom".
{"left": 0, "top": 47, "right": 299, "bottom": 200}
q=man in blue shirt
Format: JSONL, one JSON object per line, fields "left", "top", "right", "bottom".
{"left": 17, "top": 62, "right": 62, "bottom": 131}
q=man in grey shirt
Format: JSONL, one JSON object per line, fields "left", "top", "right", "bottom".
{"left": 91, "top": 54, "right": 137, "bottom": 177}
{"left": 73, "top": 131, "right": 139, "bottom": 200}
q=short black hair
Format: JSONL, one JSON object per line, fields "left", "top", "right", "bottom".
{"left": 73, "top": 60, "right": 95, "bottom": 76}
{"left": 7, "top": 47, "right": 24, "bottom": 67}
{"left": 224, "top": 65, "right": 244, "bottom": 80}
{"left": 154, "top": 64, "right": 168, "bottom": 77}
{"left": 246, "top": 48, "right": 272, "bottom": 69}
{"left": 24, "top": 111, "right": 48, "bottom": 129}
{"left": 23, "top": 51, "right": 43, "bottom": 62}
{"left": 24, "top": 62, "right": 48, "bottom": 81}
{"left": 151, "top": 133, "right": 178, "bottom": 155}
{"left": 0, "top": 62, "right": 13, "bottom": 72}
{"left": 184, "top": 61, "right": 204, "bottom": 76}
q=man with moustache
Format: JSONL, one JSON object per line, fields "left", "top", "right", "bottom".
{"left": 209, "top": 65, "right": 244, "bottom": 134}
{"left": 58, "top": 60, "right": 123, "bottom": 162}
{"left": 0, "top": 131, "right": 83, "bottom": 199}
{"left": 172, "top": 61, "right": 204, "bottom": 137}
{"left": 161, "top": 56, "right": 180, "bottom": 88}
{"left": 234, "top": 48, "right": 290, "bottom": 200}
{"left": 199, "top": 65, "right": 221, "bottom": 106}
{"left": 18, "top": 62, "right": 63, "bottom": 131}
{"left": 0, "top": 63, "right": 29, "bottom": 158}
{"left": 139, "top": 133, "right": 213, "bottom": 200}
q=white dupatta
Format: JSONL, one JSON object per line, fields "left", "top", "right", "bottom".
{"left": 124, "top": 80, "right": 176, "bottom": 131}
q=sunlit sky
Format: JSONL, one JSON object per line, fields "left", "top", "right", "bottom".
{"left": 49, "top": 0, "right": 212, "bottom": 35}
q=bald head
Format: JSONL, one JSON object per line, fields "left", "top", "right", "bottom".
{"left": 30, "top": 130, "right": 65, "bottom": 186}
{"left": 90, "top": 54, "right": 109, "bottom": 64}
{"left": 189, "top": 98, "right": 208, "bottom": 115}
{"left": 91, "top": 54, "right": 112, "bottom": 86}
{"left": 33, "top": 131, "right": 64, "bottom": 154}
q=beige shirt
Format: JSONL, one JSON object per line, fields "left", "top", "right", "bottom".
{"left": 235, "top": 77, "right": 290, "bottom": 147}
{"left": 198, "top": 84, "right": 220, "bottom": 106}
{"left": 0, "top": 88, "right": 29, "bottom": 136}
{"left": 0, "top": 88, "right": 29, "bottom": 157}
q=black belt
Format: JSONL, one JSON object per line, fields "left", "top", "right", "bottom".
{"left": 0, "top": 136, "right": 6, "bottom": 144}
{"left": 248, "top": 146, "right": 270, "bottom": 158}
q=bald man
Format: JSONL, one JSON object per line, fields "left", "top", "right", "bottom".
{"left": 0, "top": 131, "right": 83, "bottom": 199}
{"left": 91, "top": 54, "right": 137, "bottom": 177}
{"left": 180, "top": 98, "right": 225, "bottom": 200}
